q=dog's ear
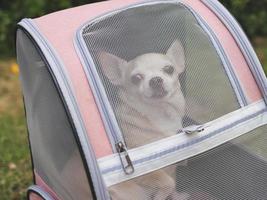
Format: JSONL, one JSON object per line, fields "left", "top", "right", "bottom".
{"left": 166, "top": 40, "right": 185, "bottom": 74}
{"left": 99, "top": 52, "right": 127, "bottom": 85}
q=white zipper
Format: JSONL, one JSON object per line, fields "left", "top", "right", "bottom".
{"left": 74, "top": 33, "right": 133, "bottom": 175}
{"left": 98, "top": 100, "right": 267, "bottom": 186}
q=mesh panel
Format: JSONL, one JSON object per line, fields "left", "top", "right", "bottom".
{"left": 109, "top": 125, "right": 267, "bottom": 200}
{"left": 81, "top": 3, "right": 240, "bottom": 148}
{"left": 16, "top": 29, "right": 93, "bottom": 200}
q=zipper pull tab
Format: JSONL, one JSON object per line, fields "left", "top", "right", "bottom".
{"left": 116, "top": 142, "right": 134, "bottom": 175}
{"left": 183, "top": 124, "right": 205, "bottom": 134}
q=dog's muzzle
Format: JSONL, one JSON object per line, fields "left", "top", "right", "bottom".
{"left": 149, "top": 76, "right": 168, "bottom": 98}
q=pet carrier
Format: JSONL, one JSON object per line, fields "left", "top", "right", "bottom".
{"left": 16, "top": 0, "right": 267, "bottom": 199}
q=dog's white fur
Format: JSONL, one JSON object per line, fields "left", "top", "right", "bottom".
{"left": 100, "top": 40, "right": 188, "bottom": 200}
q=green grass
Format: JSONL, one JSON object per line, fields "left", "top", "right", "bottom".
{"left": 0, "top": 60, "right": 32, "bottom": 200}
{"left": 0, "top": 38, "right": 266, "bottom": 199}
{"left": 0, "top": 115, "right": 32, "bottom": 200}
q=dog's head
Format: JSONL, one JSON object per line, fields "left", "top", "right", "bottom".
{"left": 99, "top": 40, "right": 185, "bottom": 103}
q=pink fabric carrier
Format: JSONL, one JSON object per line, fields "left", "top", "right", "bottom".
{"left": 16, "top": 0, "right": 267, "bottom": 199}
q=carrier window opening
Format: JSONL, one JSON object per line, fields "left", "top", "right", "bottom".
{"left": 78, "top": 1, "right": 242, "bottom": 156}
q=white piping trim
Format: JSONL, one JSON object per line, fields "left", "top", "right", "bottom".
{"left": 98, "top": 100, "right": 267, "bottom": 186}
{"left": 28, "top": 185, "right": 54, "bottom": 200}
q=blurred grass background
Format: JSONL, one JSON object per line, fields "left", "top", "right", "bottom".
{"left": 0, "top": 0, "right": 267, "bottom": 199}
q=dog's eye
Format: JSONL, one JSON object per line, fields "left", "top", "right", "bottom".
{"left": 131, "top": 74, "right": 143, "bottom": 85}
{"left": 163, "top": 65, "right": 174, "bottom": 75}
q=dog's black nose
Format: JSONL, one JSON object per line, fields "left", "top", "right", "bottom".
{"left": 149, "top": 76, "right": 163, "bottom": 89}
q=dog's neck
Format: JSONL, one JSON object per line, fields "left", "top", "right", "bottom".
{"left": 118, "top": 88, "right": 185, "bottom": 134}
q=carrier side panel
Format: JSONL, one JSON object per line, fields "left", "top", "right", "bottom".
{"left": 16, "top": 28, "right": 93, "bottom": 200}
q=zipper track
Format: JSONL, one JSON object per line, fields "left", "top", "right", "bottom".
{"left": 203, "top": 0, "right": 267, "bottom": 104}
{"left": 99, "top": 100, "right": 267, "bottom": 186}
{"left": 112, "top": 107, "right": 267, "bottom": 173}
{"left": 18, "top": 19, "right": 109, "bottom": 200}
{"left": 75, "top": 0, "right": 247, "bottom": 151}
{"left": 75, "top": 35, "right": 134, "bottom": 174}
{"left": 27, "top": 185, "right": 54, "bottom": 200}
{"left": 74, "top": 36, "right": 121, "bottom": 149}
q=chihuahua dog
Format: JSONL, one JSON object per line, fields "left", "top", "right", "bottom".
{"left": 100, "top": 40, "right": 188, "bottom": 200}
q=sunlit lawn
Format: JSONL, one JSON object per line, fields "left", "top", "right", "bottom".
{"left": 0, "top": 39, "right": 266, "bottom": 199}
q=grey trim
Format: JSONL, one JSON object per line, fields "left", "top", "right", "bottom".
{"left": 18, "top": 19, "right": 110, "bottom": 200}
{"left": 28, "top": 185, "right": 54, "bottom": 200}
{"left": 75, "top": 0, "right": 247, "bottom": 152}
{"left": 102, "top": 106, "right": 267, "bottom": 174}
{"left": 203, "top": 0, "right": 267, "bottom": 104}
